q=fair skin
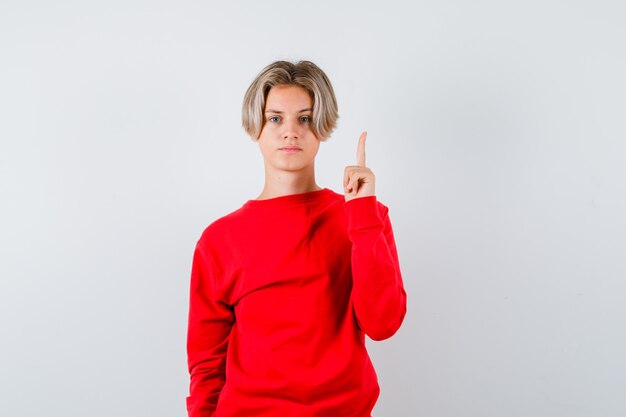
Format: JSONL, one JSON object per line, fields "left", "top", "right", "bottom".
{"left": 255, "top": 84, "right": 375, "bottom": 202}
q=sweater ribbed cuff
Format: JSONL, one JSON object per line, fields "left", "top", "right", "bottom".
{"left": 343, "top": 195, "right": 383, "bottom": 232}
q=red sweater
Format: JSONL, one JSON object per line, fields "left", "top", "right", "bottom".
{"left": 186, "top": 187, "right": 407, "bottom": 417}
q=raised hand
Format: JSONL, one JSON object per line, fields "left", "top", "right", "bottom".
{"left": 344, "top": 131, "right": 376, "bottom": 202}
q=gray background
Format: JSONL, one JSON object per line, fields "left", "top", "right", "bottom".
{"left": 1, "top": 1, "right": 625, "bottom": 416}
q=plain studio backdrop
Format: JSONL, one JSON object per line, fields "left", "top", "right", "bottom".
{"left": 1, "top": 1, "right": 625, "bottom": 416}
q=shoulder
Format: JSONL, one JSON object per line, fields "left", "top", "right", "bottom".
{"left": 196, "top": 204, "right": 249, "bottom": 248}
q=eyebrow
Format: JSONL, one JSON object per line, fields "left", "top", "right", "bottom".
{"left": 265, "top": 108, "right": 312, "bottom": 114}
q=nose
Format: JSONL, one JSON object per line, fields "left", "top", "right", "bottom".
{"left": 281, "top": 117, "right": 301, "bottom": 140}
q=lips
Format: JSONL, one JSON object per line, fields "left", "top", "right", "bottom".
{"left": 279, "top": 146, "right": 302, "bottom": 152}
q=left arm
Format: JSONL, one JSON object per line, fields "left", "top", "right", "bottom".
{"left": 344, "top": 196, "right": 407, "bottom": 340}
{"left": 343, "top": 131, "right": 407, "bottom": 340}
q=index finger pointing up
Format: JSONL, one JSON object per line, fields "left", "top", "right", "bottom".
{"left": 357, "top": 131, "right": 367, "bottom": 167}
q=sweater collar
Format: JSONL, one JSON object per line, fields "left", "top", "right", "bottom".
{"left": 243, "top": 187, "right": 335, "bottom": 209}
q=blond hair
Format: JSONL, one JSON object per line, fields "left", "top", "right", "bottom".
{"left": 242, "top": 60, "right": 339, "bottom": 141}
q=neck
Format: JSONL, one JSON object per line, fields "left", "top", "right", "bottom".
{"left": 256, "top": 165, "right": 322, "bottom": 200}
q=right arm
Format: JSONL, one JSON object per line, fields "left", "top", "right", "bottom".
{"left": 186, "top": 242, "right": 234, "bottom": 417}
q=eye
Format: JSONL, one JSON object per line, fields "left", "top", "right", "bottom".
{"left": 268, "top": 116, "right": 280, "bottom": 123}
{"left": 299, "top": 116, "right": 311, "bottom": 123}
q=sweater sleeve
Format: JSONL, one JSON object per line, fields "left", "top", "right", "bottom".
{"left": 343, "top": 196, "right": 407, "bottom": 341}
{"left": 186, "top": 241, "right": 234, "bottom": 417}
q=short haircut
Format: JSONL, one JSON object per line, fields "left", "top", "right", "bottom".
{"left": 242, "top": 60, "right": 339, "bottom": 141}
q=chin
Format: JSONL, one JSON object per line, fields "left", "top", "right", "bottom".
{"left": 273, "top": 161, "right": 313, "bottom": 172}
{"left": 278, "top": 165, "right": 308, "bottom": 172}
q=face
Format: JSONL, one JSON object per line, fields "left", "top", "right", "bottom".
{"left": 257, "top": 84, "right": 320, "bottom": 174}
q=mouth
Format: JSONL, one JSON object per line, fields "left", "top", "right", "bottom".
{"left": 279, "top": 146, "right": 302, "bottom": 153}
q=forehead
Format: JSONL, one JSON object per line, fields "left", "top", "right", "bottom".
{"left": 265, "top": 85, "right": 313, "bottom": 110}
